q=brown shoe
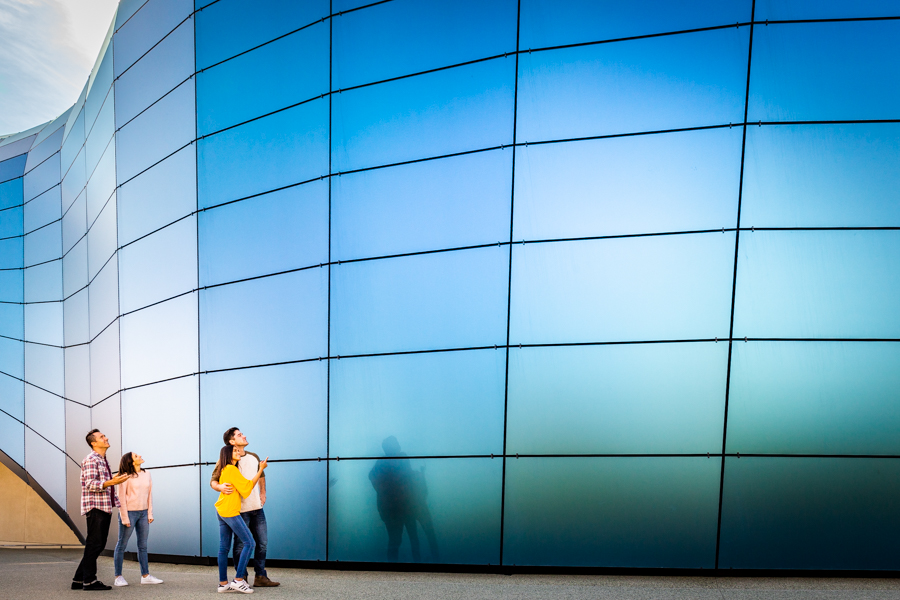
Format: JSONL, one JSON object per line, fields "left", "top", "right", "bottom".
{"left": 253, "top": 575, "right": 280, "bottom": 587}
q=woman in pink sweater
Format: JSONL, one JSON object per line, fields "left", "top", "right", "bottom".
{"left": 112, "top": 452, "right": 163, "bottom": 586}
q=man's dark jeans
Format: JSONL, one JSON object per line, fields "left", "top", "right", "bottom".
{"left": 232, "top": 508, "right": 267, "bottom": 577}
{"left": 74, "top": 508, "right": 112, "bottom": 584}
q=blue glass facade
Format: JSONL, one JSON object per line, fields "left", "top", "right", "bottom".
{"left": 1, "top": 0, "right": 899, "bottom": 570}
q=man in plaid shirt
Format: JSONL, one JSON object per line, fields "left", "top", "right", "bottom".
{"left": 72, "top": 429, "right": 129, "bottom": 591}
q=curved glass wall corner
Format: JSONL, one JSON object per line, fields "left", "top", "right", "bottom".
{"left": 2, "top": 0, "right": 899, "bottom": 571}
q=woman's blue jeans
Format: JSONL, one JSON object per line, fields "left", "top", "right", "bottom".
{"left": 113, "top": 510, "right": 149, "bottom": 577}
{"left": 217, "top": 513, "right": 255, "bottom": 582}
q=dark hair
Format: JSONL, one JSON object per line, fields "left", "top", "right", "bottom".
{"left": 223, "top": 427, "right": 240, "bottom": 446}
{"left": 85, "top": 429, "right": 101, "bottom": 448}
{"left": 213, "top": 445, "right": 238, "bottom": 482}
{"left": 119, "top": 452, "right": 138, "bottom": 477}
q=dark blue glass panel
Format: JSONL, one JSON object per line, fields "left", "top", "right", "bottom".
{"left": 728, "top": 342, "right": 900, "bottom": 455}
{"left": 24, "top": 303, "right": 63, "bottom": 346}
{"left": 115, "top": 18, "right": 194, "bottom": 127}
{"left": 195, "top": 0, "right": 328, "bottom": 70}
{"left": 61, "top": 149, "right": 85, "bottom": 211}
{"left": 64, "top": 289, "right": 90, "bottom": 347}
{"left": 510, "top": 234, "right": 735, "bottom": 344}
{"left": 119, "top": 217, "right": 196, "bottom": 313}
{"left": 118, "top": 145, "right": 196, "bottom": 245}
{"left": 0, "top": 207, "right": 22, "bottom": 238}
{"left": 0, "top": 238, "right": 23, "bottom": 269}
{"left": 200, "top": 361, "right": 326, "bottom": 461}
{"left": 89, "top": 325, "right": 120, "bottom": 403}
{"left": 0, "top": 373, "right": 24, "bottom": 421}
{"left": 332, "top": 150, "right": 511, "bottom": 261}
{"left": 514, "top": 128, "right": 742, "bottom": 240}
{"left": 199, "top": 181, "right": 328, "bottom": 286}
{"left": 329, "top": 458, "right": 501, "bottom": 564}
{"left": 142, "top": 465, "right": 200, "bottom": 556}
{"left": 520, "top": 0, "right": 751, "bottom": 49}
{"left": 198, "top": 98, "right": 328, "bottom": 208}
{"left": 199, "top": 269, "right": 328, "bottom": 371}
{"left": 88, "top": 259, "right": 119, "bottom": 339}
{"left": 116, "top": 79, "right": 195, "bottom": 184}
{"left": 197, "top": 22, "right": 328, "bottom": 136}
{"left": 122, "top": 377, "right": 198, "bottom": 467}
{"left": 733, "top": 231, "right": 900, "bottom": 339}
{"left": 749, "top": 21, "right": 900, "bottom": 121}
{"left": 517, "top": 28, "right": 749, "bottom": 142}
{"left": 86, "top": 142, "right": 116, "bottom": 227}
{"left": 24, "top": 127, "right": 64, "bottom": 174}
{"left": 756, "top": 0, "right": 900, "bottom": 20}
{"left": 332, "top": 57, "right": 515, "bottom": 172}
{"left": 120, "top": 293, "right": 198, "bottom": 388}
{"left": 507, "top": 343, "right": 727, "bottom": 455}
{"left": 114, "top": 0, "right": 193, "bottom": 77}
{"left": 504, "top": 457, "right": 719, "bottom": 567}
{"left": 24, "top": 186, "right": 61, "bottom": 233}
{"left": 0, "top": 178, "right": 23, "bottom": 209}
{"left": 331, "top": 247, "right": 508, "bottom": 356}
{"left": 333, "top": 0, "right": 517, "bottom": 89}
{"left": 0, "top": 410, "right": 25, "bottom": 466}
{"left": 0, "top": 337, "right": 24, "bottom": 378}
{"left": 330, "top": 349, "right": 506, "bottom": 458}
{"left": 719, "top": 457, "right": 900, "bottom": 569}
{"left": 62, "top": 191, "right": 86, "bottom": 254}
{"left": 742, "top": 124, "right": 900, "bottom": 227}
{"left": 23, "top": 154, "right": 60, "bottom": 202}
{"left": 87, "top": 198, "right": 117, "bottom": 281}
{"left": 0, "top": 270, "right": 23, "bottom": 302}
{"left": 23, "top": 260, "right": 62, "bottom": 302}
{"left": 24, "top": 430, "right": 66, "bottom": 507}
{"left": 24, "top": 380, "right": 64, "bottom": 446}
{"left": 84, "top": 45, "right": 114, "bottom": 131}
{"left": 0, "top": 303, "right": 23, "bottom": 339}
{"left": 24, "top": 223, "right": 61, "bottom": 267}
{"left": 0, "top": 155, "right": 26, "bottom": 184}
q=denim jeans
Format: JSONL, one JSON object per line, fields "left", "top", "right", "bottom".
{"left": 114, "top": 510, "right": 150, "bottom": 576}
{"left": 217, "top": 513, "right": 254, "bottom": 582}
{"left": 233, "top": 509, "right": 268, "bottom": 577}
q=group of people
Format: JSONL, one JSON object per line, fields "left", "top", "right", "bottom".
{"left": 72, "top": 427, "right": 278, "bottom": 593}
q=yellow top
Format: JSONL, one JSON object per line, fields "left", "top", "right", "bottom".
{"left": 214, "top": 464, "right": 256, "bottom": 518}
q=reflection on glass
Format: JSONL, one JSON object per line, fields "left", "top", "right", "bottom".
{"left": 84, "top": 45, "right": 113, "bottom": 130}
{"left": 114, "top": 0, "right": 193, "bottom": 77}
{"left": 142, "top": 465, "right": 200, "bottom": 556}
{"left": 23, "top": 155, "right": 60, "bottom": 202}
{"left": 120, "top": 293, "right": 198, "bottom": 388}
{"left": 87, "top": 196, "right": 117, "bottom": 281}
{"left": 88, "top": 259, "right": 119, "bottom": 339}
{"left": 24, "top": 223, "right": 62, "bottom": 267}
{"left": 63, "top": 237, "right": 88, "bottom": 298}
{"left": 123, "top": 377, "right": 199, "bottom": 467}
{"left": 62, "top": 191, "right": 86, "bottom": 254}
{"left": 86, "top": 141, "right": 116, "bottom": 226}
{"left": 84, "top": 94, "right": 114, "bottom": 175}
{"left": 24, "top": 186, "right": 61, "bottom": 233}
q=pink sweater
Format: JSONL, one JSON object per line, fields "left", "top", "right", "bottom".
{"left": 117, "top": 471, "right": 153, "bottom": 525}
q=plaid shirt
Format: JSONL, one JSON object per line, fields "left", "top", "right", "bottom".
{"left": 80, "top": 451, "right": 120, "bottom": 515}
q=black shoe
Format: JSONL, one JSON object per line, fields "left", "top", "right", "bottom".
{"left": 72, "top": 581, "right": 83, "bottom": 590}
{"left": 83, "top": 581, "right": 112, "bottom": 591}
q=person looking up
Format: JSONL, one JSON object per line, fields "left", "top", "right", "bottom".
{"left": 112, "top": 452, "right": 163, "bottom": 586}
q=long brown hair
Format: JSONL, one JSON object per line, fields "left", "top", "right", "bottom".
{"left": 212, "top": 445, "right": 238, "bottom": 482}
{"left": 118, "top": 452, "right": 138, "bottom": 477}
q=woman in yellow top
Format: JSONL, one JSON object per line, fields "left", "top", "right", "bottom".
{"left": 214, "top": 445, "right": 267, "bottom": 594}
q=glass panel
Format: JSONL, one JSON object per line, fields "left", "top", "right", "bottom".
{"left": 0, "top": 336, "right": 24, "bottom": 378}
{"left": 61, "top": 149, "right": 85, "bottom": 211}
{"left": 23, "top": 154, "right": 60, "bottom": 202}
{"left": 90, "top": 325, "right": 120, "bottom": 404}
{"left": 85, "top": 45, "right": 114, "bottom": 131}
{"left": 524, "top": 0, "right": 751, "bottom": 47}
{"left": 24, "top": 302, "right": 63, "bottom": 346}
{"left": 24, "top": 260, "right": 62, "bottom": 302}
{"left": 719, "top": 457, "right": 900, "bottom": 570}
{"left": 728, "top": 341, "right": 900, "bottom": 455}
{"left": 329, "top": 457, "right": 501, "bottom": 564}
{"left": 118, "top": 145, "right": 196, "bottom": 246}
{"left": 514, "top": 128, "right": 742, "bottom": 241}
{"left": 507, "top": 343, "right": 727, "bottom": 455}
{"left": 24, "top": 384, "right": 64, "bottom": 447}
{"left": 742, "top": 124, "right": 900, "bottom": 228}
{"left": 504, "top": 456, "right": 719, "bottom": 567}
{"left": 195, "top": 0, "right": 329, "bottom": 69}
{"left": 62, "top": 190, "right": 86, "bottom": 254}
{"left": 65, "top": 400, "right": 91, "bottom": 461}
{"left": 199, "top": 269, "right": 327, "bottom": 371}
{"left": 60, "top": 108, "right": 84, "bottom": 178}
{"left": 0, "top": 302, "right": 23, "bottom": 339}
{"left": 114, "top": 0, "right": 193, "bottom": 77}
{"left": 24, "top": 223, "right": 62, "bottom": 266}
{"left": 333, "top": 0, "right": 517, "bottom": 89}
{"left": 199, "top": 181, "right": 328, "bottom": 286}
{"left": 116, "top": 18, "right": 194, "bottom": 127}
{"left": 88, "top": 259, "right": 119, "bottom": 339}
{"left": 63, "top": 237, "right": 88, "bottom": 298}
{"left": 332, "top": 150, "right": 511, "bottom": 261}
{"left": 756, "top": 0, "right": 900, "bottom": 25}
{"left": 64, "top": 290, "right": 90, "bottom": 346}
{"left": 24, "top": 185, "right": 61, "bottom": 233}
{"left": 120, "top": 293, "right": 198, "bottom": 388}
{"left": 0, "top": 269, "right": 23, "bottom": 302}
{"left": 0, "top": 373, "right": 24, "bottom": 420}
{"left": 332, "top": 57, "right": 515, "bottom": 172}
{"left": 254, "top": 461, "right": 327, "bottom": 560}
{"left": 120, "top": 217, "right": 197, "bottom": 313}
{"left": 84, "top": 93, "right": 115, "bottom": 176}
{"left": 142, "top": 465, "right": 200, "bottom": 556}
{"left": 65, "top": 344, "right": 91, "bottom": 405}
{"left": 200, "top": 362, "right": 326, "bottom": 462}
{"left": 330, "top": 349, "right": 506, "bottom": 458}
{"left": 116, "top": 79, "right": 195, "bottom": 184}
{"left": 0, "top": 137, "right": 34, "bottom": 163}
{"left": 0, "top": 206, "right": 22, "bottom": 238}
{"left": 122, "top": 377, "right": 198, "bottom": 466}
{"left": 733, "top": 231, "right": 900, "bottom": 339}
{"left": 331, "top": 247, "right": 508, "bottom": 356}
{"left": 0, "top": 237, "right": 23, "bottom": 268}
{"left": 0, "top": 155, "right": 27, "bottom": 184}
{"left": 198, "top": 98, "right": 327, "bottom": 209}
{"left": 87, "top": 195, "right": 118, "bottom": 281}
{"left": 0, "top": 410, "right": 25, "bottom": 466}
{"left": 517, "top": 28, "right": 749, "bottom": 143}
{"left": 67, "top": 460, "right": 87, "bottom": 532}
{"left": 0, "top": 178, "right": 23, "bottom": 209}
{"left": 116, "top": 0, "right": 148, "bottom": 29}
{"left": 24, "top": 429, "right": 66, "bottom": 507}
{"left": 197, "top": 21, "right": 328, "bottom": 136}
{"left": 24, "top": 128, "right": 64, "bottom": 174}
{"left": 91, "top": 393, "right": 122, "bottom": 466}
{"left": 748, "top": 21, "right": 900, "bottom": 121}
{"left": 86, "top": 141, "right": 116, "bottom": 227}
{"left": 510, "top": 234, "right": 735, "bottom": 344}
{"left": 24, "top": 343, "right": 64, "bottom": 395}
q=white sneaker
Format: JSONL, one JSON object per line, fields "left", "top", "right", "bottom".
{"left": 114, "top": 576, "right": 128, "bottom": 587}
{"left": 229, "top": 579, "right": 254, "bottom": 594}
{"left": 217, "top": 583, "right": 231, "bottom": 593}
{"left": 141, "top": 574, "right": 163, "bottom": 584}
